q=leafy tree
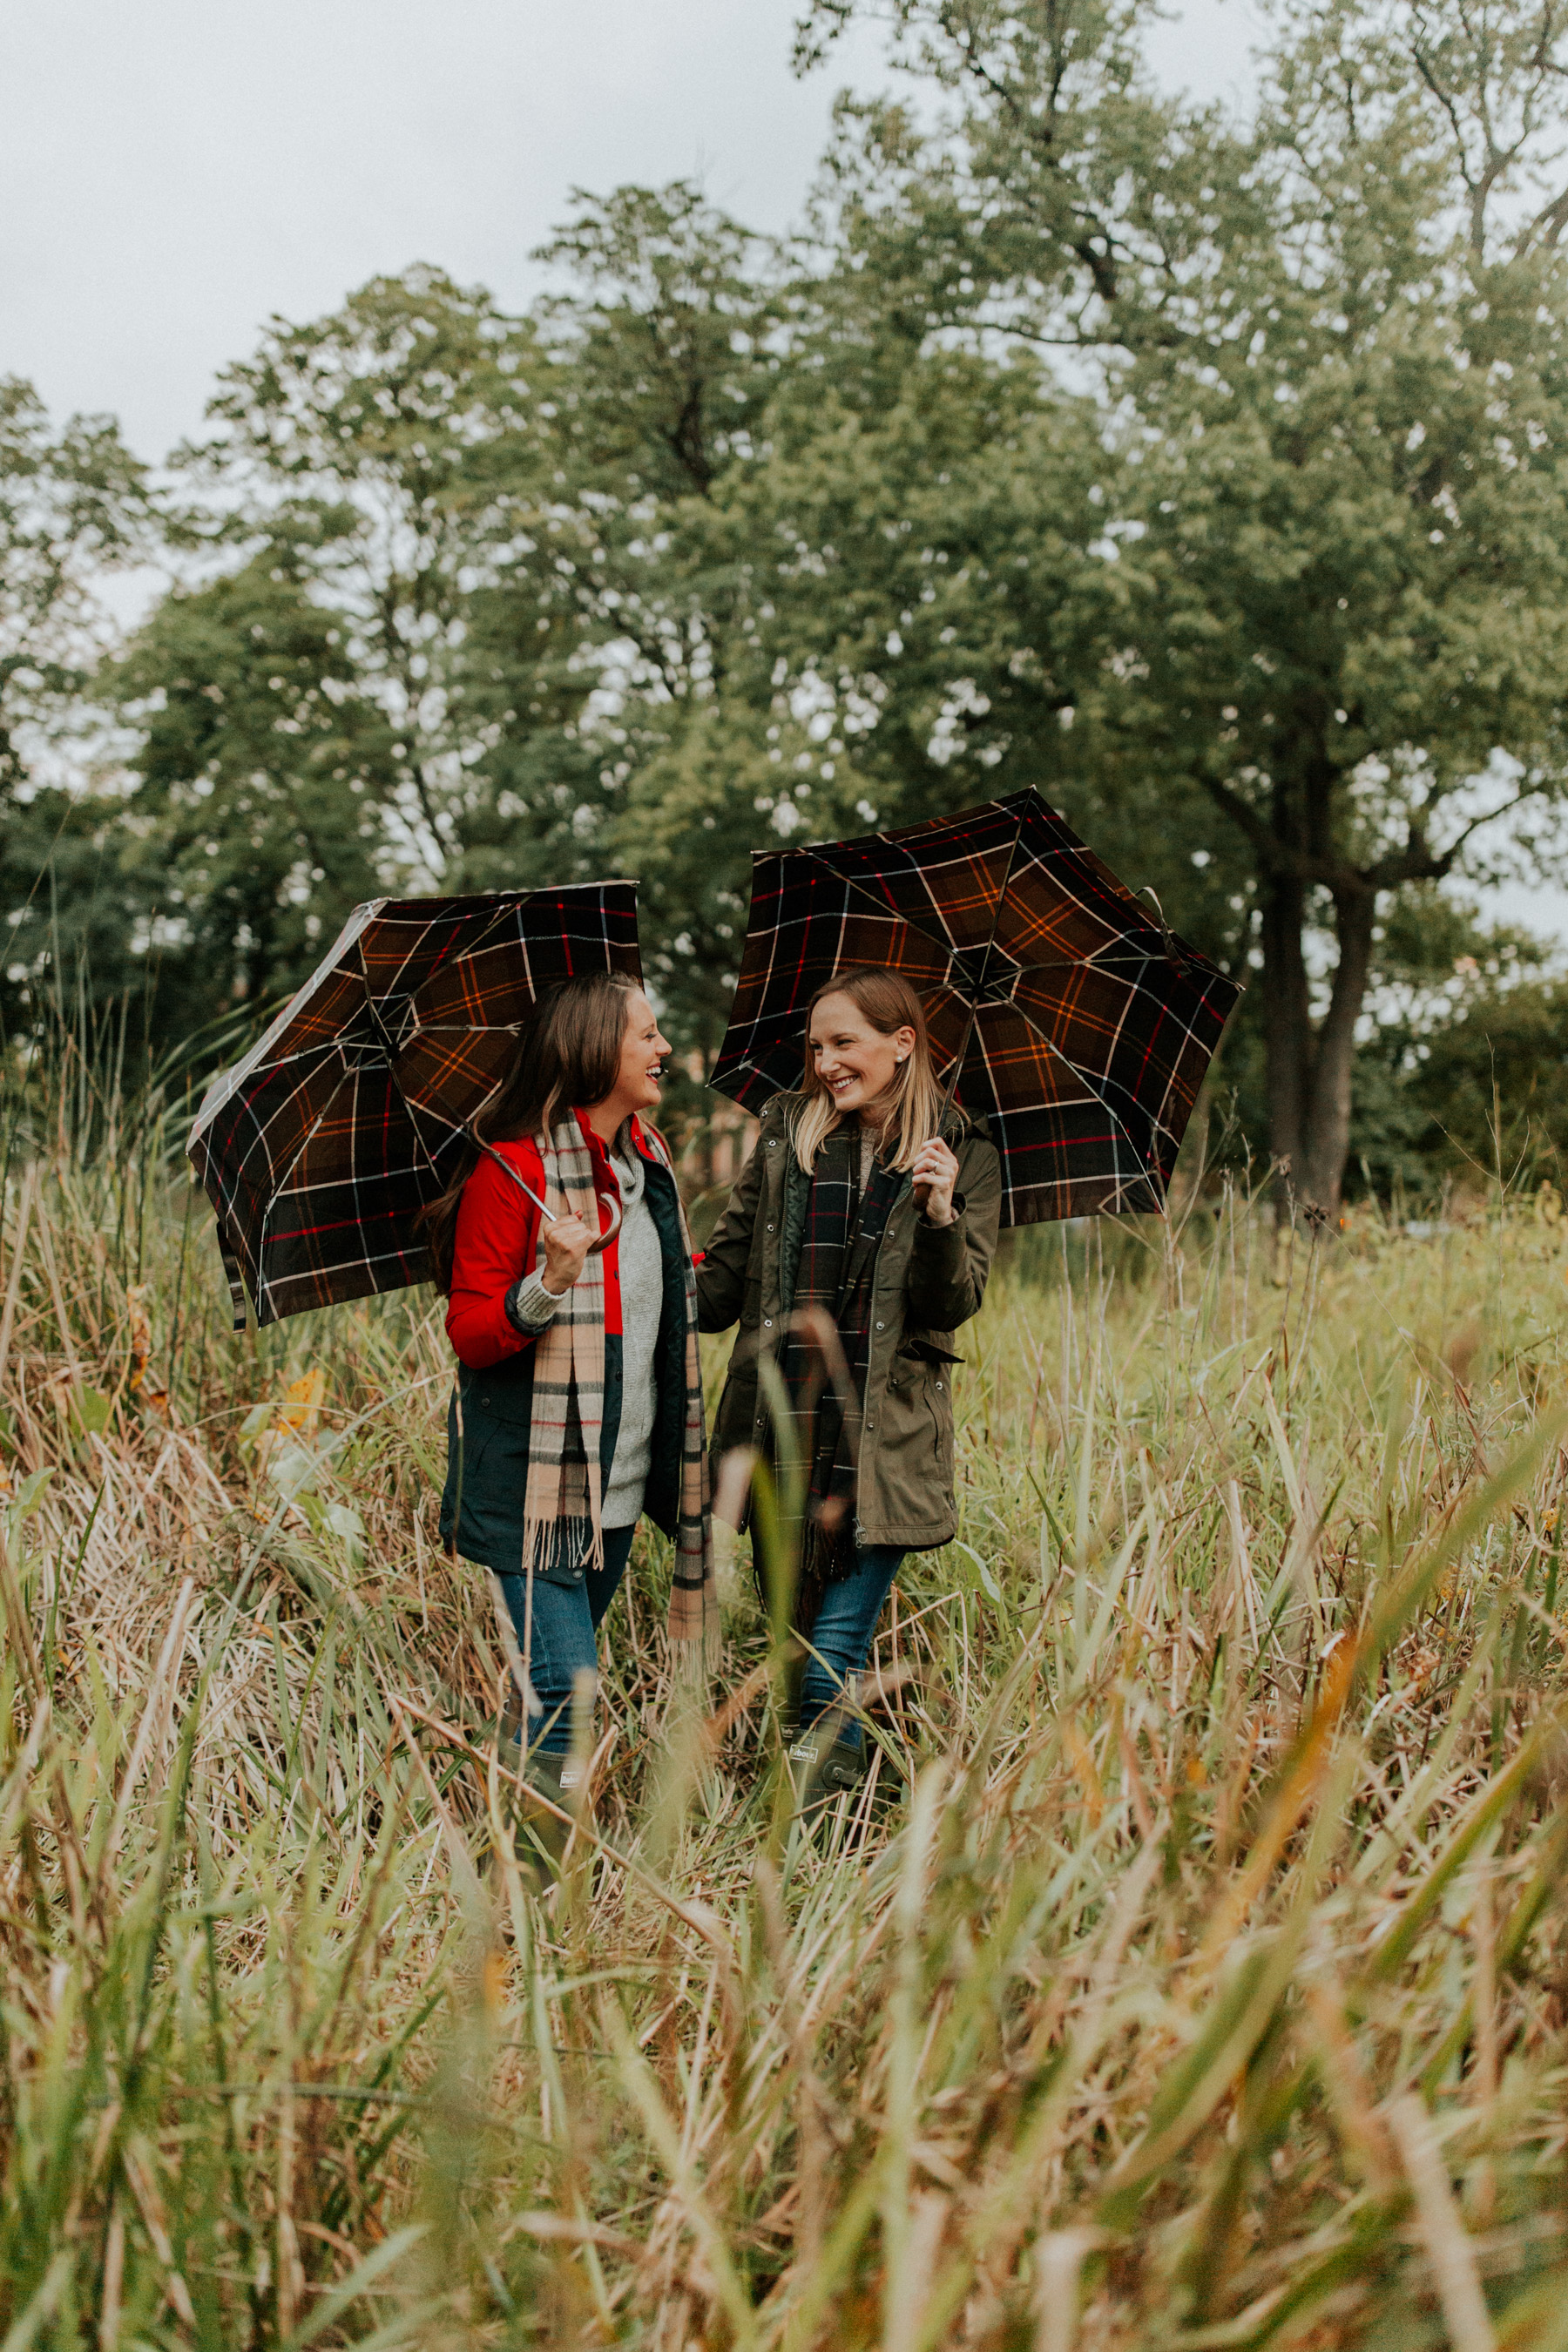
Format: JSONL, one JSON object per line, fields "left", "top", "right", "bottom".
{"left": 471, "top": 186, "right": 1147, "bottom": 1073}
{"left": 112, "top": 556, "right": 392, "bottom": 1021}
{"left": 706, "top": 334, "right": 1247, "bottom": 951}
{"left": 798, "top": 0, "right": 1568, "bottom": 1210}
{"left": 531, "top": 181, "right": 779, "bottom": 502}
{"left": 1397, "top": 972, "right": 1568, "bottom": 1186}
{"left": 91, "top": 9, "right": 1568, "bottom": 1218}
{"left": 1342, "top": 889, "right": 1562, "bottom": 1191}
{"left": 0, "top": 376, "right": 148, "bottom": 781}
{"left": 0, "top": 378, "right": 149, "bottom": 1033}
{"left": 458, "top": 185, "right": 794, "bottom": 1052}
{"left": 173, "top": 267, "right": 549, "bottom": 883}
{"left": 0, "top": 784, "right": 166, "bottom": 1045}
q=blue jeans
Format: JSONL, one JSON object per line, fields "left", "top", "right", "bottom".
{"left": 495, "top": 1524, "right": 637, "bottom": 1757}
{"left": 799, "top": 1545, "right": 905, "bottom": 1752}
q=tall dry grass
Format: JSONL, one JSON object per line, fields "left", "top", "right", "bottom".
{"left": 1, "top": 1041, "right": 1566, "bottom": 2348}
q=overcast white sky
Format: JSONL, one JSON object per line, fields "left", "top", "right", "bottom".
{"left": 3, "top": 0, "right": 1255, "bottom": 463}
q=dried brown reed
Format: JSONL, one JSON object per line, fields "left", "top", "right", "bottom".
{"left": 1, "top": 1061, "right": 1566, "bottom": 2348}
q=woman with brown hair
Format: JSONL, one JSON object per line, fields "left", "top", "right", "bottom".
{"left": 696, "top": 969, "right": 1001, "bottom": 1816}
{"left": 425, "top": 972, "right": 714, "bottom": 1848}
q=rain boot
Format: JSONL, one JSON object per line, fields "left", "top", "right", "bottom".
{"left": 786, "top": 1706, "right": 867, "bottom": 1828}
{"left": 514, "top": 1747, "right": 581, "bottom": 1890}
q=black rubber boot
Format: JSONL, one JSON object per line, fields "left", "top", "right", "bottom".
{"left": 514, "top": 1747, "right": 583, "bottom": 1889}
{"left": 786, "top": 1708, "right": 868, "bottom": 1827}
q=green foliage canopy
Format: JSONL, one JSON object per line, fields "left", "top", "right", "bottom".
{"left": 10, "top": 3, "right": 1568, "bottom": 1204}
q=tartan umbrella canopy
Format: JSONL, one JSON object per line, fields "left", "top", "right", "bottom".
{"left": 708, "top": 788, "right": 1240, "bottom": 1227}
{"left": 188, "top": 882, "right": 641, "bottom": 1328}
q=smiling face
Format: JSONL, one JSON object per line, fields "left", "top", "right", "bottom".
{"left": 808, "top": 990, "right": 916, "bottom": 1119}
{"left": 605, "top": 989, "right": 671, "bottom": 1119}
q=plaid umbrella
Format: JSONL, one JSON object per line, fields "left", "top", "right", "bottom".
{"left": 708, "top": 788, "right": 1240, "bottom": 1226}
{"left": 189, "top": 883, "right": 641, "bottom": 1328}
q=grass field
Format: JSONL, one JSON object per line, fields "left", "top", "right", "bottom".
{"left": 2, "top": 1061, "right": 1567, "bottom": 2349}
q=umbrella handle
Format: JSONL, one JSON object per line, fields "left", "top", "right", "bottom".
{"left": 587, "top": 1193, "right": 622, "bottom": 1256}
{"left": 476, "top": 1140, "right": 622, "bottom": 1259}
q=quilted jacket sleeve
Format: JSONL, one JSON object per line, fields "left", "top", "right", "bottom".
{"left": 903, "top": 1133, "right": 1003, "bottom": 1332}
{"left": 694, "top": 1124, "right": 769, "bottom": 1334}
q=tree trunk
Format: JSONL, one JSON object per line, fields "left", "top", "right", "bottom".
{"left": 1260, "top": 854, "right": 1380, "bottom": 1219}
{"left": 1301, "top": 884, "right": 1375, "bottom": 1215}
{"left": 1260, "top": 865, "right": 1312, "bottom": 1189}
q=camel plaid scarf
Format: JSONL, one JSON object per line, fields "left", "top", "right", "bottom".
{"left": 521, "top": 1116, "right": 716, "bottom": 1666}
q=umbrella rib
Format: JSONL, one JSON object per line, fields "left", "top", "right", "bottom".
{"left": 369, "top": 887, "right": 636, "bottom": 1196}
{"left": 994, "top": 992, "right": 1179, "bottom": 1180}
{"left": 188, "top": 896, "right": 387, "bottom": 1141}
{"left": 243, "top": 941, "right": 447, "bottom": 1313}
{"left": 373, "top": 893, "right": 526, "bottom": 1022}
{"left": 346, "top": 935, "right": 456, "bottom": 1196}
{"left": 238, "top": 1065, "right": 357, "bottom": 1321}
{"left": 397, "top": 1018, "right": 532, "bottom": 1034}
{"left": 794, "top": 842, "right": 964, "bottom": 964}
{"left": 796, "top": 835, "right": 1201, "bottom": 990}
{"left": 1004, "top": 940, "right": 1196, "bottom": 982}
{"left": 938, "top": 817, "right": 1025, "bottom": 1119}
{"left": 229, "top": 1007, "right": 450, "bottom": 1321}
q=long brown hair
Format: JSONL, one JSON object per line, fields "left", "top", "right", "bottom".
{"left": 793, "top": 967, "right": 951, "bottom": 1173}
{"left": 423, "top": 970, "right": 639, "bottom": 1294}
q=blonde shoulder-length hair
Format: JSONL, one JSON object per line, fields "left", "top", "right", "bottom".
{"left": 791, "top": 968, "right": 955, "bottom": 1173}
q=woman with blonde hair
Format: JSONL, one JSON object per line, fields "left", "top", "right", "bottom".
{"left": 696, "top": 967, "right": 1001, "bottom": 1816}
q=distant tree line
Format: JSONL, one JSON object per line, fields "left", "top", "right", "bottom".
{"left": 10, "top": 0, "right": 1568, "bottom": 1209}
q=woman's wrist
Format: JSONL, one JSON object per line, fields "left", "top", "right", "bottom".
{"left": 918, "top": 1189, "right": 965, "bottom": 1231}
{"left": 505, "top": 1269, "right": 564, "bottom": 1335}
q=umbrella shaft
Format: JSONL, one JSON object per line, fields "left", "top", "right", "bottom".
{"left": 478, "top": 1140, "right": 558, "bottom": 1225}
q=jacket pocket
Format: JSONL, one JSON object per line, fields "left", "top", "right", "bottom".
{"left": 465, "top": 1362, "right": 534, "bottom": 1429}
{"left": 443, "top": 1417, "right": 528, "bottom": 1566}
{"left": 898, "top": 1337, "right": 964, "bottom": 1368}
{"left": 923, "top": 1369, "right": 956, "bottom": 1482}
{"left": 713, "top": 1359, "right": 762, "bottom": 1454}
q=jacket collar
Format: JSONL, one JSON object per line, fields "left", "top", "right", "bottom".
{"left": 572, "top": 1106, "right": 656, "bottom": 1166}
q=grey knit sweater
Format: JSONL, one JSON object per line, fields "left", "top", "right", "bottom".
{"left": 601, "top": 1140, "right": 661, "bottom": 1525}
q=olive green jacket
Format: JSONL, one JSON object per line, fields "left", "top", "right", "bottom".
{"left": 694, "top": 1092, "right": 1002, "bottom": 1551}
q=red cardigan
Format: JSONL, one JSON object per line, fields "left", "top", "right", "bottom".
{"left": 445, "top": 1112, "right": 648, "bottom": 1369}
